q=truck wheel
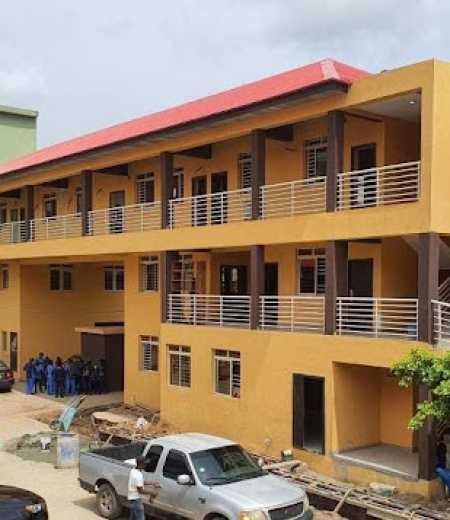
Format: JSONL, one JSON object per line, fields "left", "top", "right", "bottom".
{"left": 96, "top": 483, "right": 123, "bottom": 519}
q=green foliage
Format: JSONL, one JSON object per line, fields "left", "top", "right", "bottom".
{"left": 391, "top": 349, "right": 450, "bottom": 430}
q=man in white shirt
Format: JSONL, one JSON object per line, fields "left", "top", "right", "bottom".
{"left": 128, "top": 455, "right": 161, "bottom": 520}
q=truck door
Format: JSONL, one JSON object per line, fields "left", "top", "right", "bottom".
{"left": 154, "top": 449, "right": 203, "bottom": 519}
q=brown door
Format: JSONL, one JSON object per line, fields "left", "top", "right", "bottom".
{"left": 211, "top": 172, "right": 228, "bottom": 224}
{"left": 348, "top": 259, "right": 374, "bottom": 334}
{"left": 109, "top": 191, "right": 125, "bottom": 234}
{"left": 191, "top": 176, "right": 207, "bottom": 226}
{"left": 351, "top": 144, "right": 377, "bottom": 208}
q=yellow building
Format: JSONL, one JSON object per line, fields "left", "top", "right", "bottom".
{"left": 0, "top": 58, "right": 449, "bottom": 496}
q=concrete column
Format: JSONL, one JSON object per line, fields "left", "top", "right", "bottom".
{"left": 418, "top": 384, "right": 437, "bottom": 480}
{"left": 251, "top": 130, "right": 266, "bottom": 220}
{"left": 326, "top": 111, "right": 345, "bottom": 212}
{"left": 418, "top": 232, "right": 439, "bottom": 344}
{"left": 24, "top": 185, "right": 34, "bottom": 241}
{"left": 250, "top": 245, "right": 264, "bottom": 329}
{"left": 325, "top": 241, "right": 348, "bottom": 335}
{"left": 161, "top": 152, "right": 174, "bottom": 229}
{"left": 161, "top": 251, "right": 178, "bottom": 323}
{"left": 81, "top": 170, "right": 93, "bottom": 236}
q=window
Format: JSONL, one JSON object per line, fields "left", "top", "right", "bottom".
{"left": 0, "top": 205, "right": 7, "bottom": 225}
{"left": 136, "top": 173, "right": 155, "bottom": 204}
{"left": 76, "top": 189, "right": 82, "bottom": 214}
{"left": 104, "top": 266, "right": 124, "bottom": 291}
{"left": 305, "top": 137, "right": 328, "bottom": 179}
{"left": 173, "top": 168, "right": 185, "bottom": 199}
{"left": 297, "top": 248, "right": 326, "bottom": 295}
{"left": 141, "top": 336, "right": 158, "bottom": 372}
{"left": 44, "top": 193, "right": 57, "bottom": 218}
{"left": 1, "top": 264, "right": 9, "bottom": 290}
{"left": 163, "top": 450, "right": 192, "bottom": 480}
{"left": 141, "top": 256, "right": 158, "bottom": 292}
{"left": 168, "top": 345, "right": 191, "bottom": 388}
{"left": 238, "top": 153, "right": 252, "bottom": 189}
{"left": 145, "top": 445, "right": 163, "bottom": 473}
{"left": 2, "top": 331, "right": 7, "bottom": 353}
{"left": 214, "top": 350, "right": 241, "bottom": 398}
{"left": 50, "top": 264, "right": 73, "bottom": 291}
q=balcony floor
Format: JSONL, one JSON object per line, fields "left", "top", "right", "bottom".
{"left": 333, "top": 443, "right": 418, "bottom": 480}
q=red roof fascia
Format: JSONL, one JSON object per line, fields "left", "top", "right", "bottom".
{"left": 0, "top": 59, "right": 369, "bottom": 177}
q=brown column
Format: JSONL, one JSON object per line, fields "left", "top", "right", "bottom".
{"left": 24, "top": 185, "right": 34, "bottom": 241}
{"left": 161, "top": 152, "right": 174, "bottom": 229}
{"left": 418, "top": 232, "right": 439, "bottom": 344}
{"left": 325, "top": 241, "right": 348, "bottom": 335}
{"left": 250, "top": 245, "right": 264, "bottom": 329}
{"left": 326, "top": 111, "right": 345, "bottom": 212}
{"left": 81, "top": 170, "right": 93, "bottom": 236}
{"left": 418, "top": 384, "right": 437, "bottom": 480}
{"left": 161, "top": 250, "right": 178, "bottom": 323}
{"left": 251, "top": 130, "right": 266, "bottom": 220}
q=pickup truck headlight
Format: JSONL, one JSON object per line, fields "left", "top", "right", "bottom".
{"left": 240, "top": 511, "right": 266, "bottom": 520}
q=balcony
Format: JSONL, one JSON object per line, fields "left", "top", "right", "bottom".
{"left": 336, "top": 297, "right": 418, "bottom": 340}
{"left": 168, "top": 188, "right": 252, "bottom": 229}
{"left": 88, "top": 202, "right": 161, "bottom": 236}
{"left": 260, "top": 296, "right": 325, "bottom": 333}
{"left": 30, "top": 214, "right": 82, "bottom": 241}
{"left": 432, "top": 300, "right": 450, "bottom": 348}
{"left": 0, "top": 221, "right": 27, "bottom": 244}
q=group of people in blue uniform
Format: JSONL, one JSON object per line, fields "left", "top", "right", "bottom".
{"left": 23, "top": 353, "right": 108, "bottom": 398}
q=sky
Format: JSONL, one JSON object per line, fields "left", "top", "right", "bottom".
{"left": 0, "top": 0, "right": 449, "bottom": 148}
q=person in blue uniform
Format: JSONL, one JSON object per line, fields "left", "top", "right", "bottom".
{"left": 46, "top": 360, "right": 55, "bottom": 396}
{"left": 23, "top": 358, "right": 35, "bottom": 395}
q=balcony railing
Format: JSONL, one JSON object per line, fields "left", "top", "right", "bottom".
{"left": 260, "top": 177, "right": 326, "bottom": 219}
{"left": 336, "top": 161, "right": 420, "bottom": 211}
{"left": 168, "top": 294, "right": 251, "bottom": 328}
{"left": 169, "top": 188, "right": 252, "bottom": 229}
{"left": 30, "top": 214, "right": 82, "bottom": 241}
{"left": 432, "top": 300, "right": 450, "bottom": 348}
{"left": 260, "top": 296, "right": 325, "bottom": 333}
{"left": 0, "top": 221, "right": 27, "bottom": 244}
{"left": 337, "top": 297, "right": 418, "bottom": 340}
{"left": 88, "top": 202, "right": 161, "bottom": 236}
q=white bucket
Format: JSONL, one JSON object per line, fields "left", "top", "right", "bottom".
{"left": 56, "top": 433, "right": 79, "bottom": 469}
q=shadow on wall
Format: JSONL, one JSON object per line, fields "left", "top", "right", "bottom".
{"left": 0, "top": 486, "right": 48, "bottom": 519}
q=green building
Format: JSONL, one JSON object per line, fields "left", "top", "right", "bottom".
{"left": 0, "top": 104, "right": 37, "bottom": 164}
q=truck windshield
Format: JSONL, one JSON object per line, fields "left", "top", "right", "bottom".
{"left": 190, "top": 444, "right": 265, "bottom": 486}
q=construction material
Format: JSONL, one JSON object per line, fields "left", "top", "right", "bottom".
{"left": 56, "top": 433, "right": 79, "bottom": 469}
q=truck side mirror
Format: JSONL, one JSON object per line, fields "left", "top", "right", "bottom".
{"left": 177, "top": 474, "right": 192, "bottom": 486}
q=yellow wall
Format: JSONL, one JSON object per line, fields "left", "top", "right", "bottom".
{"left": 0, "top": 262, "right": 21, "bottom": 367}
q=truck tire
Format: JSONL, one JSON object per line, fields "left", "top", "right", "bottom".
{"left": 96, "top": 483, "right": 123, "bottom": 519}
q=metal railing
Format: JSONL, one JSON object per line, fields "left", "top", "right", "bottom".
{"left": 432, "top": 300, "right": 450, "bottom": 348}
{"left": 168, "top": 294, "right": 251, "bottom": 328}
{"left": 260, "top": 177, "right": 326, "bottom": 219}
{"left": 336, "top": 297, "right": 418, "bottom": 339}
{"left": 30, "top": 213, "right": 82, "bottom": 241}
{"left": 88, "top": 202, "right": 161, "bottom": 236}
{"left": 0, "top": 221, "right": 27, "bottom": 244}
{"left": 169, "top": 188, "right": 252, "bottom": 228}
{"left": 260, "top": 296, "right": 325, "bottom": 333}
{"left": 337, "top": 161, "right": 420, "bottom": 210}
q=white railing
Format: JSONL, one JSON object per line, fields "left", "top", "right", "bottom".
{"left": 30, "top": 213, "right": 82, "bottom": 241}
{"left": 260, "top": 296, "right": 325, "bottom": 333}
{"left": 0, "top": 221, "right": 27, "bottom": 244}
{"left": 168, "top": 294, "right": 251, "bottom": 328}
{"left": 260, "top": 177, "right": 326, "bottom": 219}
{"left": 432, "top": 300, "right": 450, "bottom": 348}
{"left": 337, "top": 297, "right": 418, "bottom": 339}
{"left": 337, "top": 161, "right": 420, "bottom": 210}
{"left": 439, "top": 277, "right": 450, "bottom": 304}
{"left": 88, "top": 202, "right": 161, "bottom": 236}
{"left": 169, "top": 188, "right": 252, "bottom": 229}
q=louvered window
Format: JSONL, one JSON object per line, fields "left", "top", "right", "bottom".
{"left": 173, "top": 168, "right": 185, "bottom": 200}
{"left": 2, "top": 331, "right": 7, "bottom": 352}
{"left": 104, "top": 266, "right": 124, "bottom": 291}
{"left": 50, "top": 264, "right": 73, "bottom": 291}
{"left": 214, "top": 350, "right": 240, "bottom": 398}
{"left": 141, "top": 256, "right": 158, "bottom": 292}
{"left": 305, "top": 137, "right": 328, "bottom": 179}
{"left": 298, "top": 248, "right": 326, "bottom": 295}
{"left": 0, "top": 205, "right": 7, "bottom": 225}
{"left": 168, "top": 345, "right": 191, "bottom": 388}
{"left": 140, "top": 336, "right": 159, "bottom": 371}
{"left": 238, "top": 153, "right": 252, "bottom": 189}
{"left": 1, "top": 264, "right": 9, "bottom": 290}
{"left": 136, "top": 173, "right": 155, "bottom": 204}
{"left": 44, "top": 193, "right": 57, "bottom": 218}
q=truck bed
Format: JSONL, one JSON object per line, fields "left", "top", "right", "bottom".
{"left": 87, "top": 442, "right": 146, "bottom": 462}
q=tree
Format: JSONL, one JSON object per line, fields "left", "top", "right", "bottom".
{"left": 391, "top": 349, "right": 450, "bottom": 430}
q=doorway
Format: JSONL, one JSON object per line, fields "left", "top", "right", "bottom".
{"left": 220, "top": 265, "right": 247, "bottom": 325}
{"left": 191, "top": 176, "right": 207, "bottom": 226}
{"left": 264, "top": 263, "right": 279, "bottom": 327}
{"left": 109, "top": 191, "right": 125, "bottom": 234}
{"left": 9, "top": 332, "right": 18, "bottom": 372}
{"left": 348, "top": 259, "right": 374, "bottom": 333}
{"left": 351, "top": 144, "right": 377, "bottom": 208}
{"left": 211, "top": 172, "right": 228, "bottom": 225}
{"left": 293, "top": 374, "right": 325, "bottom": 454}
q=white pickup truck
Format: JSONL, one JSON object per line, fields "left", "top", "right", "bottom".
{"left": 79, "top": 433, "right": 313, "bottom": 520}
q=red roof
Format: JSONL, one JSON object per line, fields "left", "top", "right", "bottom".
{"left": 0, "top": 59, "right": 369, "bottom": 177}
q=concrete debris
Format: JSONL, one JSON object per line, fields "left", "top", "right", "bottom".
{"left": 369, "top": 482, "right": 397, "bottom": 497}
